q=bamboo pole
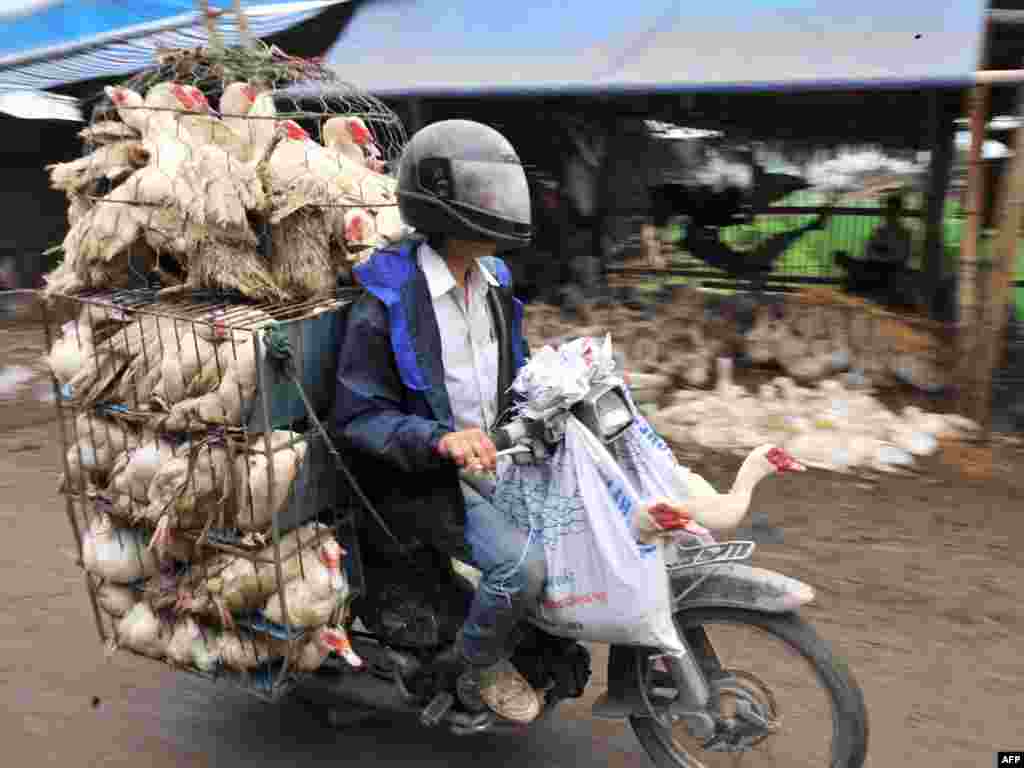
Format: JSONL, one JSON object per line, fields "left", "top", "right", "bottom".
{"left": 956, "top": 85, "right": 991, "bottom": 419}
{"left": 977, "top": 81, "right": 1024, "bottom": 431}
{"left": 195, "top": 0, "right": 224, "bottom": 53}
{"left": 232, "top": 0, "right": 254, "bottom": 50}
{"left": 923, "top": 92, "right": 956, "bottom": 318}
{"left": 975, "top": 70, "right": 1024, "bottom": 85}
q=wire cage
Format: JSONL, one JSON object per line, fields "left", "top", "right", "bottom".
{"left": 42, "top": 282, "right": 374, "bottom": 701}
{"left": 31, "top": 45, "right": 416, "bottom": 699}
{"left": 44, "top": 43, "right": 408, "bottom": 304}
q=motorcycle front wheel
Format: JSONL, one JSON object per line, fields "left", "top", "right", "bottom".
{"left": 630, "top": 607, "right": 868, "bottom": 768}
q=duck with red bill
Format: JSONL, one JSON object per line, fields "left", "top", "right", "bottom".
{"left": 634, "top": 444, "right": 805, "bottom": 543}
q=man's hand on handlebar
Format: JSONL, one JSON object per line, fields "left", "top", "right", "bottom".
{"left": 437, "top": 428, "right": 498, "bottom": 472}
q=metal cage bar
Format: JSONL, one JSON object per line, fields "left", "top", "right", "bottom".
{"left": 44, "top": 284, "right": 371, "bottom": 701}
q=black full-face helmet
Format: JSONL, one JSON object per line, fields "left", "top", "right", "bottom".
{"left": 397, "top": 119, "right": 532, "bottom": 249}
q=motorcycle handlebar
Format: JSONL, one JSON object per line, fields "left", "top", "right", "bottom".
{"left": 490, "top": 419, "right": 529, "bottom": 452}
{"left": 491, "top": 429, "right": 513, "bottom": 452}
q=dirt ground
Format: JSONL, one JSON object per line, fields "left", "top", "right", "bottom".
{"left": 2, "top": 317, "right": 1023, "bottom": 767}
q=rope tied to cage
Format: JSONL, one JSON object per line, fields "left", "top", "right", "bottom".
{"left": 258, "top": 320, "right": 410, "bottom": 558}
{"left": 261, "top": 321, "right": 294, "bottom": 377}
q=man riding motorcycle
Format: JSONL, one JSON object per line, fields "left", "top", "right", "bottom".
{"left": 333, "top": 119, "right": 545, "bottom": 724}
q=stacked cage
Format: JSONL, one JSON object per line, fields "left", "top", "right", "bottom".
{"left": 40, "top": 45, "right": 405, "bottom": 699}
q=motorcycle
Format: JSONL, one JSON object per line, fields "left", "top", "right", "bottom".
{"left": 300, "top": 380, "right": 869, "bottom": 767}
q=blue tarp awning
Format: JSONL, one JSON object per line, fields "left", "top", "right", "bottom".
{"left": 0, "top": 1, "right": 351, "bottom": 93}
{"left": 321, "top": 0, "right": 987, "bottom": 97}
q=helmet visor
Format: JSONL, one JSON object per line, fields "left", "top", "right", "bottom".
{"left": 449, "top": 159, "right": 531, "bottom": 225}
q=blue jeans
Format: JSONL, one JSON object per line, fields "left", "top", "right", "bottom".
{"left": 458, "top": 477, "right": 546, "bottom": 668}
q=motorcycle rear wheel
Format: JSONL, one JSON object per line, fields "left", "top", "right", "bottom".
{"left": 630, "top": 607, "right": 868, "bottom": 768}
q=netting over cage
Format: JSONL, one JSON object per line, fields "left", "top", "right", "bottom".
{"left": 43, "top": 43, "right": 409, "bottom": 304}
{"left": 45, "top": 285, "right": 370, "bottom": 698}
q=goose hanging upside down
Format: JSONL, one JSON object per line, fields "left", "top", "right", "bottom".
{"left": 634, "top": 444, "right": 805, "bottom": 544}
{"left": 46, "top": 140, "right": 150, "bottom": 196}
{"left": 172, "top": 84, "right": 259, "bottom": 161}
{"left": 323, "top": 116, "right": 385, "bottom": 172}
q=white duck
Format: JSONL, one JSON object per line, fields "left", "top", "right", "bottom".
{"left": 218, "top": 631, "right": 278, "bottom": 671}
{"left": 95, "top": 582, "right": 138, "bottom": 619}
{"left": 114, "top": 602, "right": 170, "bottom": 659}
{"left": 101, "top": 83, "right": 183, "bottom": 139}
{"left": 82, "top": 512, "right": 159, "bottom": 584}
{"left": 42, "top": 87, "right": 194, "bottom": 294}
{"left": 744, "top": 313, "right": 784, "bottom": 364}
{"left": 785, "top": 337, "right": 834, "bottom": 382}
{"left": 218, "top": 82, "right": 258, "bottom": 139}
{"left": 79, "top": 85, "right": 261, "bottom": 276}
{"left": 120, "top": 83, "right": 208, "bottom": 166}
{"left": 263, "top": 625, "right": 364, "bottom": 674}
{"left": 166, "top": 616, "right": 221, "bottom": 673}
{"left": 286, "top": 625, "right": 363, "bottom": 671}
{"left": 151, "top": 327, "right": 219, "bottom": 405}
{"left": 783, "top": 430, "right": 861, "bottom": 472}
{"left": 108, "top": 433, "right": 179, "bottom": 508}
{"left": 170, "top": 85, "right": 254, "bottom": 161}
{"left": 140, "top": 443, "right": 234, "bottom": 558}
{"left": 44, "top": 321, "right": 93, "bottom": 386}
{"left": 902, "top": 406, "right": 980, "bottom": 439}
{"left": 262, "top": 538, "right": 347, "bottom": 628}
{"left": 337, "top": 206, "right": 380, "bottom": 255}
{"left": 634, "top": 444, "right": 805, "bottom": 542}
{"left": 887, "top": 419, "right": 940, "bottom": 458}
{"left": 179, "top": 522, "right": 333, "bottom": 626}
{"left": 233, "top": 431, "right": 308, "bottom": 533}
{"left": 46, "top": 139, "right": 150, "bottom": 196}
{"left": 138, "top": 84, "right": 265, "bottom": 233}
{"left": 59, "top": 88, "right": 199, "bottom": 269}
{"left": 176, "top": 138, "right": 266, "bottom": 234}
{"left": 323, "top": 116, "right": 382, "bottom": 169}
{"left": 320, "top": 119, "right": 404, "bottom": 239}
{"left": 66, "top": 412, "right": 133, "bottom": 479}
{"left": 244, "top": 90, "right": 279, "bottom": 162}
{"left": 268, "top": 119, "right": 360, "bottom": 197}
{"left": 78, "top": 121, "right": 140, "bottom": 146}
{"left": 161, "top": 336, "right": 258, "bottom": 431}
{"left": 755, "top": 382, "right": 792, "bottom": 439}
{"left": 828, "top": 326, "right": 852, "bottom": 372}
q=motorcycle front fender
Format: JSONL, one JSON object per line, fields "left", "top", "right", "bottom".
{"left": 672, "top": 562, "right": 815, "bottom": 614}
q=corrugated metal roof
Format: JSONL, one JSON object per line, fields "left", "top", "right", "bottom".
{"left": 314, "top": 0, "right": 987, "bottom": 98}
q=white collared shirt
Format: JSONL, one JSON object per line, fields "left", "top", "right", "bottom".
{"left": 418, "top": 243, "right": 500, "bottom": 432}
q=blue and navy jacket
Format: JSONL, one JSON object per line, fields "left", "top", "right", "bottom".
{"left": 332, "top": 237, "right": 529, "bottom": 559}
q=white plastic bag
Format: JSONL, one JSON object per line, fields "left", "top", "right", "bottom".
{"left": 510, "top": 334, "right": 618, "bottom": 420}
{"left": 605, "top": 406, "right": 716, "bottom": 547}
{"left": 494, "top": 416, "right": 684, "bottom": 652}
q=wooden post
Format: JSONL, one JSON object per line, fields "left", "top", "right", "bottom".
{"left": 196, "top": 0, "right": 223, "bottom": 52}
{"left": 956, "top": 85, "right": 991, "bottom": 419}
{"left": 977, "top": 78, "right": 1024, "bottom": 430}
{"left": 923, "top": 91, "right": 956, "bottom": 318}
{"left": 232, "top": 0, "right": 253, "bottom": 49}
